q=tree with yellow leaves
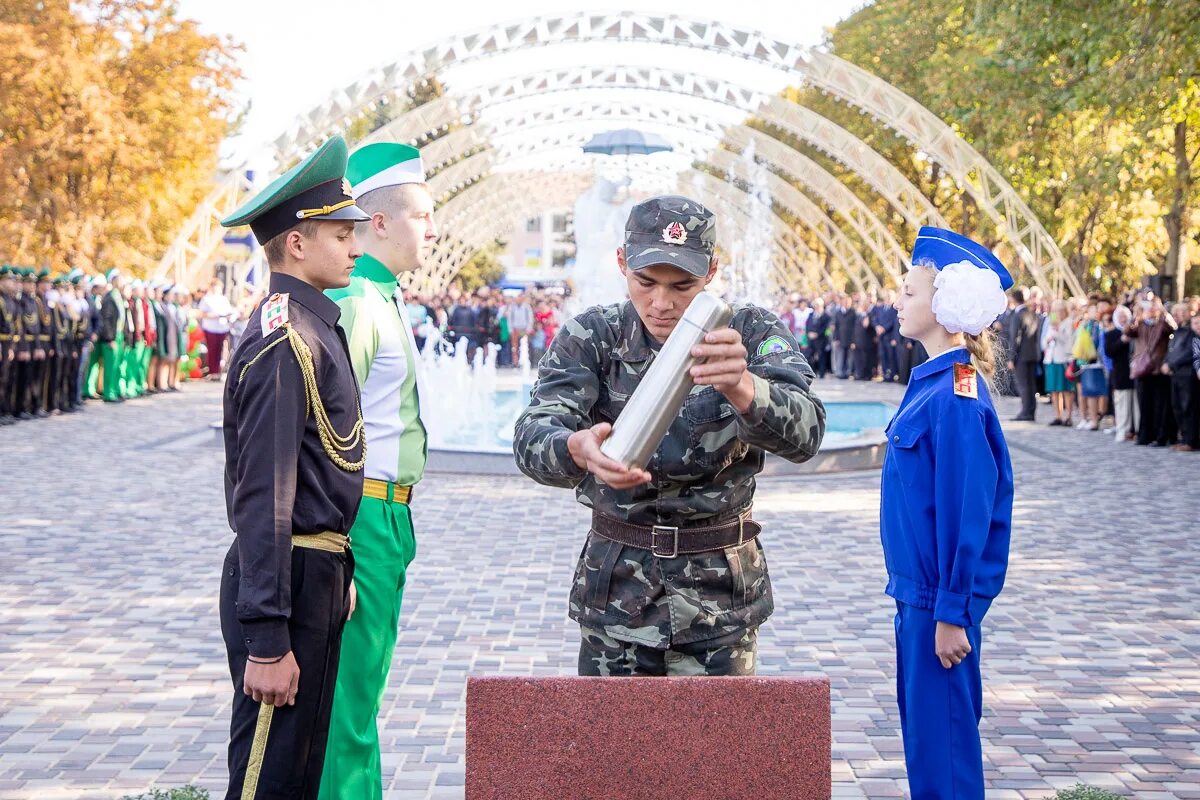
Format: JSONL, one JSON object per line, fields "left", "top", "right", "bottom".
{"left": 0, "top": 0, "right": 241, "bottom": 274}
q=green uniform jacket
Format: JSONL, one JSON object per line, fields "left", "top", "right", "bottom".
{"left": 513, "top": 300, "right": 826, "bottom": 648}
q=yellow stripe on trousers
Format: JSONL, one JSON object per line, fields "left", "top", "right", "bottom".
{"left": 241, "top": 702, "right": 274, "bottom": 800}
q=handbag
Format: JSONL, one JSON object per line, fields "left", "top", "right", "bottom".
{"left": 1065, "top": 360, "right": 1081, "bottom": 382}
{"left": 1130, "top": 350, "right": 1153, "bottom": 380}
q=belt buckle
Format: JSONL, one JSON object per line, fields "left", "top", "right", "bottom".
{"left": 651, "top": 525, "right": 679, "bottom": 559}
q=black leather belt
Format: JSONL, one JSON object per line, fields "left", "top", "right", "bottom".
{"left": 590, "top": 511, "right": 760, "bottom": 558}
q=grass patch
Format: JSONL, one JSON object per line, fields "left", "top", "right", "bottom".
{"left": 120, "top": 788, "right": 210, "bottom": 800}
{"left": 1052, "top": 786, "right": 1124, "bottom": 800}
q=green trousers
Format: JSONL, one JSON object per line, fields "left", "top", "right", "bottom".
{"left": 140, "top": 344, "right": 152, "bottom": 390}
{"left": 100, "top": 341, "right": 123, "bottom": 401}
{"left": 85, "top": 343, "right": 101, "bottom": 397}
{"left": 129, "top": 342, "right": 146, "bottom": 396}
{"left": 318, "top": 494, "right": 417, "bottom": 800}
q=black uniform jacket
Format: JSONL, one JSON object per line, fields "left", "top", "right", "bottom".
{"left": 221, "top": 271, "right": 364, "bottom": 658}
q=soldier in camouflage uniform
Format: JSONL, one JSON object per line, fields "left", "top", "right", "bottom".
{"left": 513, "top": 195, "right": 827, "bottom": 677}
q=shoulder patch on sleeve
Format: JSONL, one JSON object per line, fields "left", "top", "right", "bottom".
{"left": 953, "top": 362, "right": 978, "bottom": 399}
{"left": 757, "top": 335, "right": 790, "bottom": 356}
{"left": 261, "top": 293, "right": 289, "bottom": 336}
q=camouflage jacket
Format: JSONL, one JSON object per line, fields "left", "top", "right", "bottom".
{"left": 513, "top": 300, "right": 826, "bottom": 648}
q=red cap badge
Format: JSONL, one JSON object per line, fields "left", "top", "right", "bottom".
{"left": 661, "top": 221, "right": 687, "bottom": 245}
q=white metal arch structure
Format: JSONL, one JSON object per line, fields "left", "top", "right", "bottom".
{"left": 363, "top": 71, "right": 946, "bottom": 244}
{"left": 160, "top": 63, "right": 946, "bottom": 291}
{"left": 406, "top": 98, "right": 905, "bottom": 287}
{"left": 415, "top": 173, "right": 592, "bottom": 294}
{"left": 428, "top": 171, "right": 814, "bottom": 297}
{"left": 160, "top": 12, "right": 1079, "bottom": 295}
{"left": 723, "top": 125, "right": 908, "bottom": 281}
{"left": 423, "top": 153, "right": 832, "bottom": 296}
{"left": 424, "top": 162, "right": 812, "bottom": 295}
{"left": 272, "top": 11, "right": 1078, "bottom": 295}
{"left": 759, "top": 96, "right": 944, "bottom": 231}
{"left": 156, "top": 171, "right": 255, "bottom": 287}
{"left": 425, "top": 121, "right": 885, "bottom": 288}
{"left": 426, "top": 134, "right": 878, "bottom": 293}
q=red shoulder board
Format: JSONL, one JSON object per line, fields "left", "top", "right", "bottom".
{"left": 953, "top": 362, "right": 978, "bottom": 399}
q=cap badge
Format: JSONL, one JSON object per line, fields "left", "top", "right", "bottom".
{"left": 661, "top": 221, "right": 687, "bottom": 245}
{"left": 342, "top": 178, "right": 353, "bottom": 198}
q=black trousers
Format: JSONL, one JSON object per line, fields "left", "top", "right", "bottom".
{"left": 1014, "top": 360, "right": 1039, "bottom": 419}
{"left": 1172, "top": 375, "right": 1200, "bottom": 448}
{"left": 43, "top": 353, "right": 61, "bottom": 413}
{"left": 64, "top": 350, "right": 80, "bottom": 408}
{"left": 1135, "top": 374, "right": 1175, "bottom": 445}
{"left": 879, "top": 339, "right": 898, "bottom": 381}
{"left": 220, "top": 541, "right": 353, "bottom": 800}
{"left": 0, "top": 347, "right": 11, "bottom": 416}
{"left": 852, "top": 346, "right": 875, "bottom": 381}
{"left": 13, "top": 358, "right": 41, "bottom": 415}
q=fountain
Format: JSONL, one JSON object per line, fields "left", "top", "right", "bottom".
{"left": 723, "top": 139, "right": 776, "bottom": 306}
{"left": 412, "top": 152, "right": 891, "bottom": 473}
{"left": 566, "top": 170, "right": 635, "bottom": 314}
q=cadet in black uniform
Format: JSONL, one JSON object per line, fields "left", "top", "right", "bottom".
{"left": 13, "top": 270, "right": 44, "bottom": 419}
{"left": 0, "top": 266, "right": 18, "bottom": 425}
{"left": 218, "top": 134, "right": 371, "bottom": 800}
{"left": 46, "top": 275, "right": 72, "bottom": 414}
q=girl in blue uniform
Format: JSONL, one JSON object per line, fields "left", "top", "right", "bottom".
{"left": 882, "top": 227, "right": 1015, "bottom": 799}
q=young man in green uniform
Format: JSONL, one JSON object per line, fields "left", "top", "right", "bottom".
{"left": 98, "top": 269, "right": 126, "bottom": 402}
{"left": 319, "top": 143, "right": 436, "bottom": 800}
{"left": 514, "top": 195, "right": 827, "bottom": 676}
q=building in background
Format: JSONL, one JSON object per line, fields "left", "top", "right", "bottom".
{"left": 499, "top": 209, "right": 575, "bottom": 285}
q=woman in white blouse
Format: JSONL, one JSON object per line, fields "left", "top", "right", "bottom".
{"left": 1041, "top": 299, "right": 1078, "bottom": 426}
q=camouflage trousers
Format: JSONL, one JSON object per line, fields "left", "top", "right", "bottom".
{"left": 578, "top": 625, "right": 758, "bottom": 677}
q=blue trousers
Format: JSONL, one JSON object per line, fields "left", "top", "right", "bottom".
{"left": 894, "top": 602, "right": 984, "bottom": 800}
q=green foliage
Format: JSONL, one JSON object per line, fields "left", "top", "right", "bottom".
{"left": 454, "top": 240, "right": 505, "bottom": 292}
{"left": 810, "top": 0, "right": 1199, "bottom": 296}
{"left": 1051, "top": 784, "right": 1124, "bottom": 800}
{"left": 0, "top": 0, "right": 241, "bottom": 274}
{"left": 120, "top": 786, "right": 210, "bottom": 800}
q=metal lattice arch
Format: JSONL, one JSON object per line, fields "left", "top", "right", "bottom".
{"left": 157, "top": 11, "right": 1083, "bottom": 298}
{"left": 414, "top": 104, "right": 894, "bottom": 289}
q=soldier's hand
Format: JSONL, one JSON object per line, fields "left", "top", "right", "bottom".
{"left": 690, "top": 328, "right": 754, "bottom": 413}
{"left": 567, "top": 422, "right": 652, "bottom": 489}
{"left": 243, "top": 651, "right": 300, "bottom": 707}
{"left": 347, "top": 581, "right": 357, "bottom": 621}
{"left": 934, "top": 621, "right": 972, "bottom": 669}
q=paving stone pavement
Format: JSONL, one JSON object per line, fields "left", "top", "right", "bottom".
{"left": 0, "top": 378, "right": 1198, "bottom": 799}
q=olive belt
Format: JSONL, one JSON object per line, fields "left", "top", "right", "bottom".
{"left": 363, "top": 478, "right": 413, "bottom": 505}
{"left": 291, "top": 531, "right": 350, "bottom": 553}
{"left": 590, "top": 510, "right": 760, "bottom": 559}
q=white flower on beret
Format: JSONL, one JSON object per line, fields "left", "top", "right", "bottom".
{"left": 931, "top": 260, "right": 1007, "bottom": 336}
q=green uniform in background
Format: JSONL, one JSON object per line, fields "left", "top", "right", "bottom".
{"left": 98, "top": 272, "right": 126, "bottom": 402}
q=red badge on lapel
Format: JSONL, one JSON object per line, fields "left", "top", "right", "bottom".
{"left": 953, "top": 362, "right": 978, "bottom": 399}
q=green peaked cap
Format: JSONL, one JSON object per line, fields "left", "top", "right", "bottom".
{"left": 346, "top": 143, "right": 425, "bottom": 199}
{"left": 221, "top": 134, "right": 369, "bottom": 244}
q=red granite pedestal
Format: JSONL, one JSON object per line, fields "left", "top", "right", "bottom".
{"left": 466, "top": 676, "right": 831, "bottom": 800}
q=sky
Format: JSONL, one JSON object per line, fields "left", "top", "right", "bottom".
{"left": 175, "top": 0, "right": 866, "bottom": 168}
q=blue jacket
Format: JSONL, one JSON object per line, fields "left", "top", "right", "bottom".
{"left": 880, "top": 347, "right": 1014, "bottom": 628}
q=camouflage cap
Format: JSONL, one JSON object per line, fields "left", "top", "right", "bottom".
{"left": 623, "top": 194, "right": 716, "bottom": 277}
